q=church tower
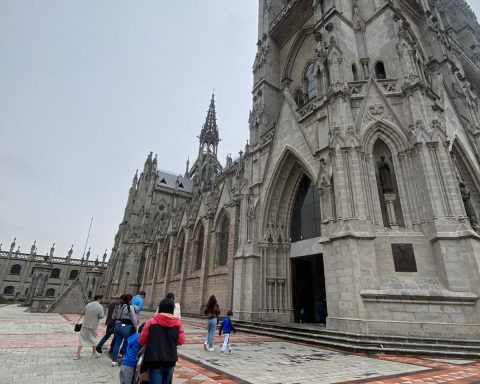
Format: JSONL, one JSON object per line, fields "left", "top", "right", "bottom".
{"left": 233, "top": 0, "right": 480, "bottom": 339}
{"left": 189, "top": 94, "right": 222, "bottom": 186}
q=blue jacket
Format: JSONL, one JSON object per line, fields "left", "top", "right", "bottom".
{"left": 219, "top": 317, "right": 235, "bottom": 335}
{"left": 122, "top": 333, "right": 141, "bottom": 368}
{"left": 131, "top": 295, "right": 144, "bottom": 313}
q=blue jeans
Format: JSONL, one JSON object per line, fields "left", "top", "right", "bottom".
{"left": 112, "top": 323, "right": 134, "bottom": 362}
{"left": 205, "top": 317, "right": 217, "bottom": 348}
{"left": 97, "top": 325, "right": 114, "bottom": 352}
{"left": 149, "top": 367, "right": 173, "bottom": 384}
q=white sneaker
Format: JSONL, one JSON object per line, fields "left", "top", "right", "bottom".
{"left": 111, "top": 362, "right": 118, "bottom": 367}
{"left": 203, "top": 342, "right": 208, "bottom": 351}
{"left": 208, "top": 347, "right": 215, "bottom": 352}
{"left": 220, "top": 351, "right": 227, "bottom": 356}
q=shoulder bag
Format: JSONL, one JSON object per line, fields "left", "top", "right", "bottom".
{"left": 74, "top": 310, "right": 85, "bottom": 332}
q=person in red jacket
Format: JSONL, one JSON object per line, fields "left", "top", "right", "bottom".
{"left": 139, "top": 298, "right": 185, "bottom": 384}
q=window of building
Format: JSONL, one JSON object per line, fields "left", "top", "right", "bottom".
{"left": 50, "top": 268, "right": 61, "bottom": 279}
{"left": 392, "top": 244, "right": 417, "bottom": 272}
{"left": 352, "top": 63, "right": 359, "bottom": 81}
{"left": 45, "top": 288, "right": 55, "bottom": 297}
{"left": 375, "top": 61, "right": 387, "bottom": 79}
{"left": 161, "top": 239, "right": 170, "bottom": 277}
{"left": 294, "top": 88, "right": 305, "bottom": 107}
{"left": 69, "top": 270, "right": 79, "bottom": 280}
{"left": 195, "top": 223, "right": 204, "bottom": 271}
{"left": 218, "top": 215, "right": 230, "bottom": 267}
{"left": 304, "top": 63, "right": 317, "bottom": 101}
{"left": 175, "top": 233, "right": 185, "bottom": 275}
{"left": 291, "top": 175, "right": 321, "bottom": 242}
{"left": 3, "top": 286, "right": 14, "bottom": 295}
{"left": 9, "top": 264, "right": 21, "bottom": 275}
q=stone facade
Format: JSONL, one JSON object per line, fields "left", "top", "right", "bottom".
{"left": 106, "top": 0, "right": 480, "bottom": 340}
{"left": 0, "top": 240, "right": 107, "bottom": 309}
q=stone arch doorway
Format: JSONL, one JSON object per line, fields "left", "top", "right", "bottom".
{"left": 451, "top": 139, "right": 480, "bottom": 229}
{"left": 261, "top": 148, "right": 326, "bottom": 322}
{"left": 289, "top": 174, "right": 326, "bottom": 323}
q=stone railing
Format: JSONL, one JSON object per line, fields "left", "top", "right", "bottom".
{"left": 377, "top": 78, "right": 400, "bottom": 94}
{"left": 348, "top": 81, "right": 368, "bottom": 97}
{"left": 0, "top": 250, "right": 107, "bottom": 268}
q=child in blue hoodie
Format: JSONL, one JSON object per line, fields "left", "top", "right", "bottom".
{"left": 219, "top": 310, "right": 236, "bottom": 356}
{"left": 119, "top": 323, "right": 144, "bottom": 384}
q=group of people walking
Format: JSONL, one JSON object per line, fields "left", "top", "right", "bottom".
{"left": 75, "top": 291, "right": 234, "bottom": 384}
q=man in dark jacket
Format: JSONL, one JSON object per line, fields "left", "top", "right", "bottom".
{"left": 139, "top": 298, "right": 185, "bottom": 384}
{"left": 96, "top": 299, "right": 119, "bottom": 354}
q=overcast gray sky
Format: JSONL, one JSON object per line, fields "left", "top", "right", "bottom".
{"left": 1, "top": 1, "right": 480, "bottom": 260}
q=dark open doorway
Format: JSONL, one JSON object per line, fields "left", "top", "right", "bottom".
{"left": 291, "top": 254, "right": 327, "bottom": 323}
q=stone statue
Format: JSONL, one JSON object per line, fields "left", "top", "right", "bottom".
{"left": 459, "top": 181, "right": 479, "bottom": 229}
{"left": 49, "top": 243, "right": 55, "bottom": 257}
{"left": 9, "top": 237, "right": 16, "bottom": 254}
{"left": 377, "top": 156, "right": 393, "bottom": 193}
{"left": 67, "top": 245, "right": 73, "bottom": 259}
{"left": 86, "top": 247, "right": 91, "bottom": 261}
{"left": 30, "top": 241, "right": 37, "bottom": 255}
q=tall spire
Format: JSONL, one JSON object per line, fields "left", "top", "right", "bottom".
{"left": 198, "top": 93, "right": 220, "bottom": 155}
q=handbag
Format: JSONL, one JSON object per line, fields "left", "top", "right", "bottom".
{"left": 74, "top": 310, "right": 85, "bottom": 332}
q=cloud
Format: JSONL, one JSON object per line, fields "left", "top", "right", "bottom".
{"left": 0, "top": 152, "right": 32, "bottom": 178}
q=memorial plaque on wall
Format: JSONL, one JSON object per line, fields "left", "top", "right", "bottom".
{"left": 392, "top": 243, "right": 417, "bottom": 272}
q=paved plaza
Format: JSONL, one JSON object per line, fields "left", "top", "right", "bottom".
{"left": 0, "top": 305, "right": 479, "bottom": 383}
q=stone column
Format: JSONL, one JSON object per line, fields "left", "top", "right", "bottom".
{"left": 383, "top": 193, "right": 398, "bottom": 228}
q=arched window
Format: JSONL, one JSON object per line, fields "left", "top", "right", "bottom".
{"left": 175, "top": 232, "right": 185, "bottom": 275}
{"left": 195, "top": 223, "right": 204, "bottom": 271}
{"left": 3, "top": 286, "right": 14, "bottom": 295}
{"left": 291, "top": 175, "right": 321, "bottom": 242}
{"left": 304, "top": 63, "right": 317, "bottom": 101}
{"left": 45, "top": 288, "right": 55, "bottom": 297}
{"left": 69, "top": 270, "right": 79, "bottom": 280}
{"left": 375, "top": 61, "right": 387, "bottom": 79}
{"left": 50, "top": 268, "right": 61, "bottom": 279}
{"left": 352, "top": 63, "right": 359, "bottom": 81}
{"left": 9, "top": 264, "right": 21, "bottom": 275}
{"left": 161, "top": 239, "right": 170, "bottom": 277}
{"left": 218, "top": 214, "right": 230, "bottom": 267}
{"left": 294, "top": 88, "right": 305, "bottom": 107}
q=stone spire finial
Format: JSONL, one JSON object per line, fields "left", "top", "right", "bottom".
{"left": 67, "top": 245, "right": 73, "bottom": 259}
{"left": 198, "top": 93, "right": 220, "bottom": 154}
{"left": 132, "top": 169, "right": 138, "bottom": 187}
{"left": 0, "top": 243, "right": 2, "bottom": 252}
{"left": 102, "top": 249, "right": 107, "bottom": 262}
{"left": 9, "top": 237, "right": 16, "bottom": 253}
{"left": 15, "top": 245, "right": 20, "bottom": 254}
{"left": 30, "top": 240, "right": 37, "bottom": 255}
{"left": 186, "top": 156, "right": 190, "bottom": 175}
{"left": 86, "top": 247, "right": 91, "bottom": 261}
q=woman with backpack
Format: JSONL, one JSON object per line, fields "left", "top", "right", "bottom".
{"left": 111, "top": 293, "right": 137, "bottom": 367}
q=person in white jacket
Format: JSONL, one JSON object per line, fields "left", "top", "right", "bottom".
{"left": 166, "top": 292, "right": 181, "bottom": 318}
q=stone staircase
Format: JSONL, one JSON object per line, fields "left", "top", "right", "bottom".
{"left": 232, "top": 320, "right": 480, "bottom": 358}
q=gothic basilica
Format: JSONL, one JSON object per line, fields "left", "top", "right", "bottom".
{"left": 104, "top": 0, "right": 480, "bottom": 340}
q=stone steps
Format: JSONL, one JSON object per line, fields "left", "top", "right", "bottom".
{"left": 233, "top": 320, "right": 480, "bottom": 358}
